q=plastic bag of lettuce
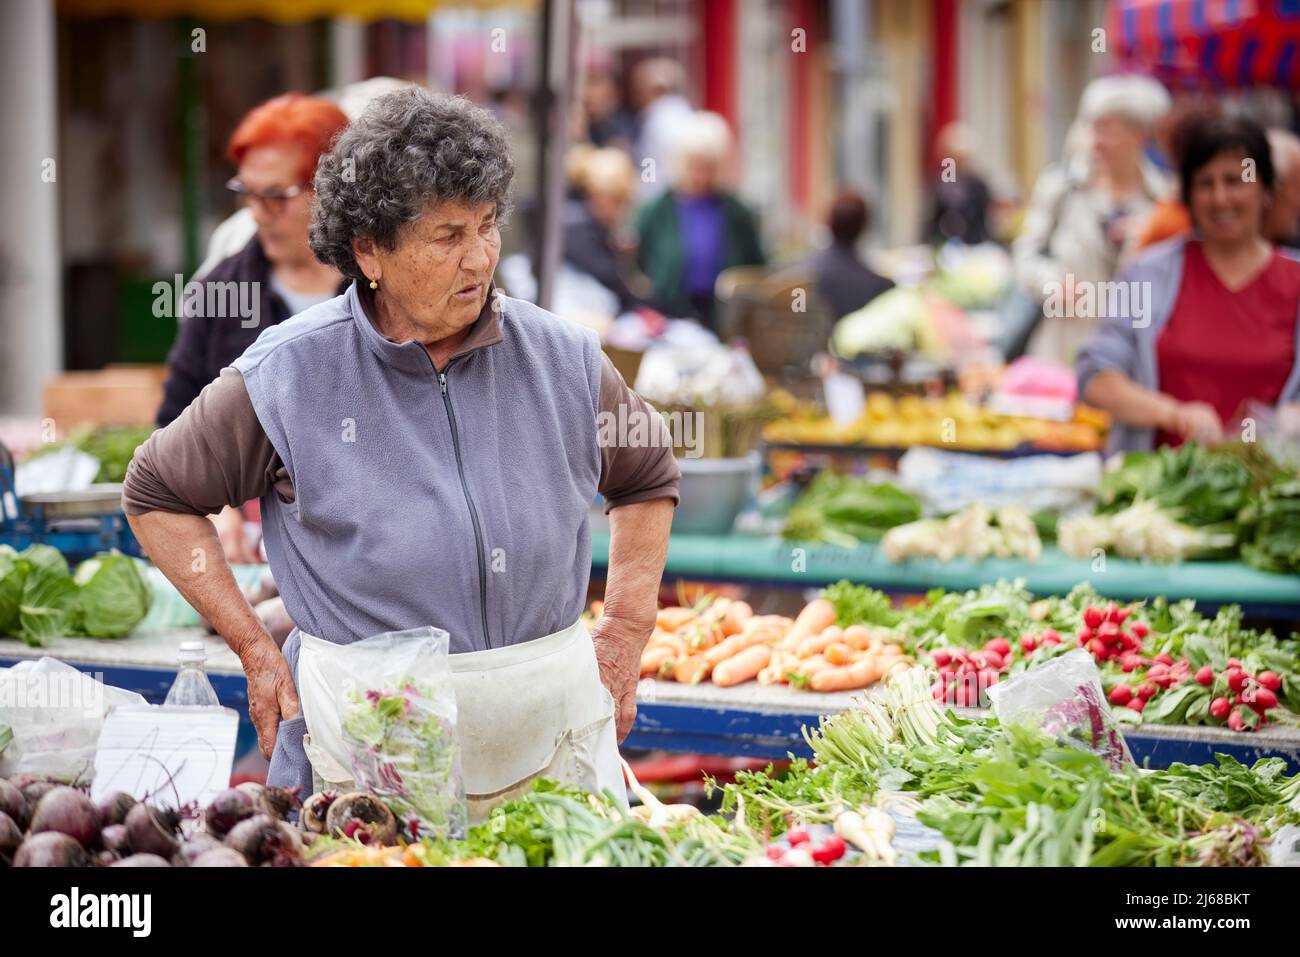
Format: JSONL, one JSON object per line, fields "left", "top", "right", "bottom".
{"left": 0, "top": 545, "right": 151, "bottom": 646}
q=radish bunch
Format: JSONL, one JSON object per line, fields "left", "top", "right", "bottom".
{"left": 930, "top": 638, "right": 1014, "bottom": 707}
{"left": 1076, "top": 602, "right": 1148, "bottom": 666}
{"left": 1207, "top": 661, "right": 1282, "bottom": 732}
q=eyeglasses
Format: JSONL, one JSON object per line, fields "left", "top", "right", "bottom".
{"left": 225, "top": 177, "right": 307, "bottom": 215}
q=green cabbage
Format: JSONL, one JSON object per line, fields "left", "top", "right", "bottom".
{"left": 18, "top": 560, "right": 79, "bottom": 647}
{"left": 74, "top": 551, "right": 152, "bottom": 639}
{"left": 0, "top": 545, "right": 25, "bottom": 635}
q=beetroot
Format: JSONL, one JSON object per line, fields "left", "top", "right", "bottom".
{"left": 224, "top": 814, "right": 305, "bottom": 867}
{"left": 93, "top": 849, "right": 119, "bottom": 867}
{"left": 111, "top": 854, "right": 171, "bottom": 867}
{"left": 100, "top": 824, "right": 129, "bottom": 854}
{"left": 172, "top": 834, "right": 221, "bottom": 867}
{"left": 325, "top": 792, "right": 397, "bottom": 846}
{"left": 259, "top": 785, "right": 302, "bottom": 823}
{"left": 0, "top": 779, "right": 28, "bottom": 829}
{"left": 29, "top": 786, "right": 101, "bottom": 848}
{"left": 14, "top": 831, "right": 89, "bottom": 867}
{"left": 97, "top": 791, "right": 137, "bottom": 828}
{"left": 18, "top": 778, "right": 58, "bottom": 808}
{"left": 0, "top": 811, "right": 22, "bottom": 861}
{"left": 300, "top": 790, "right": 337, "bottom": 834}
{"left": 192, "top": 847, "right": 248, "bottom": 867}
{"left": 203, "top": 788, "right": 256, "bottom": 838}
{"left": 124, "top": 802, "right": 180, "bottom": 858}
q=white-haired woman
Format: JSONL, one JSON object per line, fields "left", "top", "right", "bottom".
{"left": 1013, "top": 74, "right": 1172, "bottom": 362}
{"left": 635, "top": 111, "right": 766, "bottom": 330}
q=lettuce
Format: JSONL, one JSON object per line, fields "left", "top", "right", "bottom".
{"left": 0, "top": 545, "right": 25, "bottom": 635}
{"left": 18, "top": 560, "right": 79, "bottom": 647}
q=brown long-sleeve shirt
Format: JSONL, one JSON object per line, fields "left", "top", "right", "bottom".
{"left": 124, "top": 294, "right": 679, "bottom": 518}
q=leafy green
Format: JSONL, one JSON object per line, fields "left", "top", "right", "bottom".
{"left": 0, "top": 545, "right": 26, "bottom": 635}
{"left": 73, "top": 551, "right": 151, "bottom": 638}
{"left": 821, "top": 580, "right": 901, "bottom": 628}
{"left": 1099, "top": 442, "right": 1250, "bottom": 527}
{"left": 25, "top": 425, "right": 154, "bottom": 484}
{"left": 1240, "top": 478, "right": 1300, "bottom": 574}
{"left": 17, "top": 559, "right": 79, "bottom": 647}
{"left": 781, "top": 472, "right": 922, "bottom": 546}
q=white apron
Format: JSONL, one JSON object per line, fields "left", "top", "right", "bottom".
{"left": 299, "top": 619, "right": 627, "bottom": 824}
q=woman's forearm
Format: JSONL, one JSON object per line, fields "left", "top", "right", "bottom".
{"left": 127, "top": 510, "right": 272, "bottom": 658}
{"left": 601, "top": 498, "right": 674, "bottom": 636}
{"left": 1083, "top": 370, "right": 1177, "bottom": 430}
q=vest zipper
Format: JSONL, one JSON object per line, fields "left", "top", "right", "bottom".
{"left": 436, "top": 364, "right": 493, "bottom": 650}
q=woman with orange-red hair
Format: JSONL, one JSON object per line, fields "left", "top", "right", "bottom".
{"left": 157, "top": 93, "right": 348, "bottom": 563}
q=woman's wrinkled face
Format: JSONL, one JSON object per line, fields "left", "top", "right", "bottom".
{"left": 1189, "top": 150, "right": 1267, "bottom": 246}
{"left": 359, "top": 198, "right": 501, "bottom": 341}
{"left": 238, "top": 144, "right": 315, "bottom": 266}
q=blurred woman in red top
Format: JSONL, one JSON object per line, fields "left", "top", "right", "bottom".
{"left": 1079, "top": 115, "right": 1300, "bottom": 450}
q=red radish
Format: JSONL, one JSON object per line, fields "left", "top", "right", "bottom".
{"left": 939, "top": 667, "right": 956, "bottom": 682}
{"left": 1209, "top": 697, "right": 1231, "bottom": 719}
{"left": 786, "top": 826, "right": 809, "bottom": 846}
{"left": 984, "top": 638, "right": 1011, "bottom": 657}
{"left": 1097, "top": 621, "right": 1121, "bottom": 641}
{"left": 1153, "top": 653, "right": 1174, "bottom": 666}
{"left": 1113, "top": 606, "right": 1131, "bottom": 624}
{"left": 1227, "top": 710, "right": 1246, "bottom": 732}
{"left": 1258, "top": 671, "right": 1282, "bottom": 692}
{"left": 1195, "top": 666, "right": 1214, "bottom": 686}
{"left": 810, "top": 834, "right": 847, "bottom": 865}
{"left": 1137, "top": 682, "right": 1158, "bottom": 701}
{"left": 1130, "top": 622, "right": 1149, "bottom": 638}
{"left": 1077, "top": 626, "right": 1093, "bottom": 645}
{"left": 1083, "top": 607, "right": 1103, "bottom": 629}
{"left": 1227, "top": 670, "right": 1247, "bottom": 692}
{"left": 1251, "top": 688, "right": 1278, "bottom": 711}
{"left": 1228, "top": 658, "right": 1241, "bottom": 668}
{"left": 1041, "top": 629, "right": 1062, "bottom": 645}
{"left": 983, "top": 650, "right": 1004, "bottom": 670}
{"left": 932, "top": 649, "right": 952, "bottom": 668}
{"left": 1020, "top": 635, "right": 1038, "bottom": 654}
{"left": 1121, "top": 656, "right": 1141, "bottom": 673}
{"left": 1127, "top": 697, "right": 1145, "bottom": 714}
{"left": 1120, "top": 633, "right": 1142, "bottom": 653}
{"left": 1089, "top": 638, "right": 1108, "bottom": 658}
{"left": 1108, "top": 685, "right": 1133, "bottom": 706}
{"left": 765, "top": 845, "right": 784, "bottom": 860}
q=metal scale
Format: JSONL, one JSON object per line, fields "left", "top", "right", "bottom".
{"left": 0, "top": 441, "right": 142, "bottom": 563}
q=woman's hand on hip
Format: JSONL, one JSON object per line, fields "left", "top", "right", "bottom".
{"left": 240, "top": 637, "right": 301, "bottom": 759}
{"left": 590, "top": 615, "right": 652, "bottom": 743}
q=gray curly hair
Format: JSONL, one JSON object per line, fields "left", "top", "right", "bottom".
{"left": 309, "top": 88, "right": 515, "bottom": 281}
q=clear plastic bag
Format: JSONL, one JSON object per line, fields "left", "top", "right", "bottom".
{"left": 297, "top": 627, "right": 466, "bottom": 839}
{"left": 0, "top": 657, "right": 147, "bottom": 783}
{"left": 986, "top": 648, "right": 1134, "bottom": 770}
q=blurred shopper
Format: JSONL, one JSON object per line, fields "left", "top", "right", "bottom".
{"left": 1077, "top": 115, "right": 1300, "bottom": 453}
{"left": 563, "top": 146, "right": 654, "bottom": 314}
{"left": 926, "top": 123, "right": 993, "bottom": 246}
{"left": 157, "top": 93, "right": 349, "bottom": 561}
{"left": 635, "top": 112, "right": 766, "bottom": 330}
{"left": 1014, "top": 75, "right": 1171, "bottom": 362}
{"left": 631, "top": 58, "right": 694, "bottom": 201}
{"left": 810, "top": 191, "right": 894, "bottom": 319}
{"left": 581, "top": 56, "right": 636, "bottom": 152}
{"left": 1266, "top": 128, "right": 1300, "bottom": 249}
{"left": 195, "top": 78, "right": 414, "bottom": 278}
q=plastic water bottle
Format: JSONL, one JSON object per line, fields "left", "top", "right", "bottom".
{"left": 164, "top": 640, "right": 221, "bottom": 707}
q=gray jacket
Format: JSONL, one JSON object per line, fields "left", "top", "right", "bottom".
{"left": 1076, "top": 235, "right": 1300, "bottom": 454}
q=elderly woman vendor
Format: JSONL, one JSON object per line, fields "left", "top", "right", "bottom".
{"left": 122, "top": 90, "right": 679, "bottom": 810}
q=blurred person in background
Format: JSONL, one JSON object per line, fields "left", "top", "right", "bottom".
{"left": 580, "top": 55, "right": 636, "bottom": 153}
{"left": 925, "top": 122, "right": 993, "bottom": 246}
{"left": 635, "top": 111, "right": 766, "bottom": 330}
{"left": 157, "top": 92, "right": 350, "bottom": 561}
{"left": 1014, "top": 74, "right": 1171, "bottom": 362}
{"left": 810, "top": 190, "right": 894, "bottom": 319}
{"left": 195, "top": 78, "right": 413, "bottom": 277}
{"left": 1266, "top": 128, "right": 1300, "bottom": 249}
{"left": 631, "top": 57, "right": 694, "bottom": 201}
{"left": 563, "top": 145, "right": 657, "bottom": 316}
{"left": 1077, "top": 115, "right": 1300, "bottom": 453}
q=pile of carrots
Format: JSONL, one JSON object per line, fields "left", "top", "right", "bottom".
{"left": 612, "top": 596, "right": 911, "bottom": 693}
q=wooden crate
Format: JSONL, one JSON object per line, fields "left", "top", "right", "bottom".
{"left": 42, "top": 366, "right": 165, "bottom": 430}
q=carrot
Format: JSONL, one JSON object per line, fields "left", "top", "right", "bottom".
{"left": 683, "top": 621, "right": 724, "bottom": 652}
{"left": 641, "top": 644, "right": 676, "bottom": 676}
{"left": 810, "top": 658, "right": 882, "bottom": 692}
{"left": 878, "top": 643, "right": 904, "bottom": 658}
{"left": 842, "top": 625, "right": 875, "bottom": 649}
{"left": 824, "top": 641, "right": 856, "bottom": 666}
{"left": 712, "top": 644, "right": 773, "bottom": 687}
{"left": 797, "top": 626, "right": 845, "bottom": 659}
{"left": 758, "top": 651, "right": 793, "bottom": 685}
{"left": 649, "top": 632, "right": 689, "bottom": 658}
{"left": 721, "top": 600, "right": 754, "bottom": 636}
{"left": 786, "top": 654, "right": 833, "bottom": 686}
{"left": 783, "top": 598, "right": 837, "bottom": 648}
{"left": 703, "top": 631, "right": 771, "bottom": 667}
{"left": 657, "top": 606, "right": 697, "bottom": 632}
{"left": 673, "top": 655, "right": 712, "bottom": 685}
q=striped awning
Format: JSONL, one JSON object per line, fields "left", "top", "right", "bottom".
{"left": 1107, "top": 0, "right": 1300, "bottom": 87}
{"left": 57, "top": 0, "right": 534, "bottom": 23}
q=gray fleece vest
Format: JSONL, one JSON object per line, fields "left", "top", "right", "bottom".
{"left": 232, "top": 281, "right": 603, "bottom": 654}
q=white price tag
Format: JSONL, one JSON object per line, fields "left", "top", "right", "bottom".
{"left": 91, "top": 706, "right": 239, "bottom": 810}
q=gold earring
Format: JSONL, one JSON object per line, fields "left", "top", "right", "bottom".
{"left": 369, "top": 278, "right": 378, "bottom": 290}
